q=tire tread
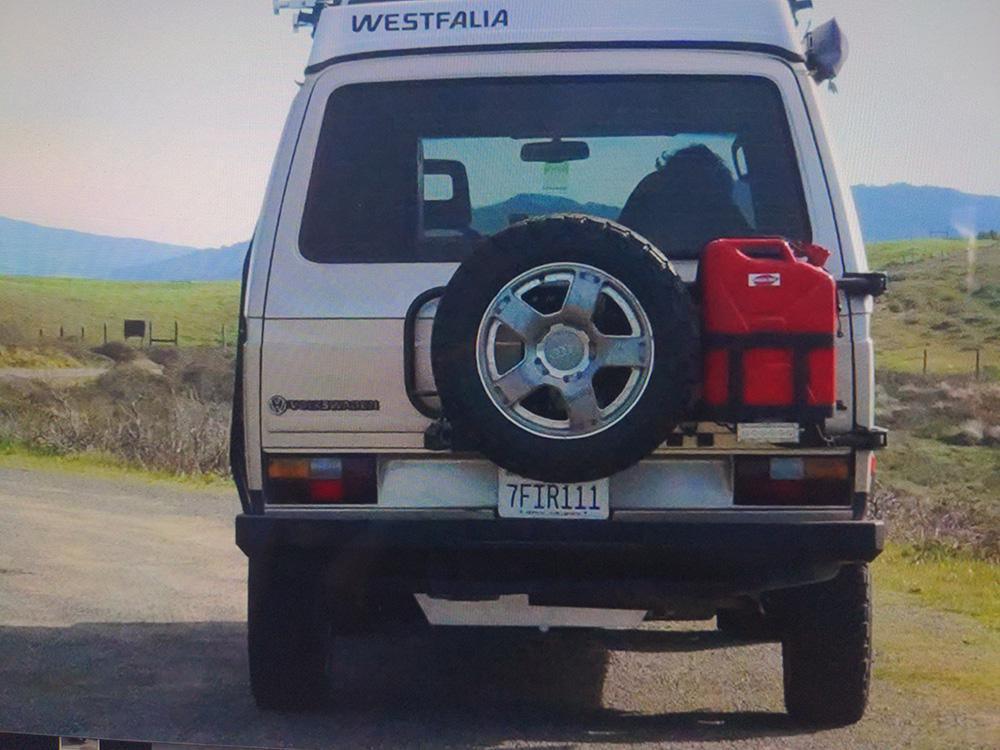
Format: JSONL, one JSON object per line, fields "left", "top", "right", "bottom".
{"left": 781, "top": 564, "right": 872, "bottom": 726}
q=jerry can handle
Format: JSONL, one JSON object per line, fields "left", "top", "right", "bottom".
{"left": 726, "top": 237, "right": 798, "bottom": 264}
{"left": 711, "top": 237, "right": 832, "bottom": 269}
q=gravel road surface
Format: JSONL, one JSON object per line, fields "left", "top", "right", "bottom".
{"left": 0, "top": 466, "right": 994, "bottom": 749}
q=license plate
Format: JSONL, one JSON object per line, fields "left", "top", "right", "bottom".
{"left": 498, "top": 470, "right": 609, "bottom": 520}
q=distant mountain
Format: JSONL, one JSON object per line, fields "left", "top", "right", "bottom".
{"left": 851, "top": 184, "right": 1000, "bottom": 243}
{"left": 1, "top": 183, "right": 998, "bottom": 281}
{"left": 109, "top": 242, "right": 248, "bottom": 281}
{"left": 476, "top": 186, "right": 1000, "bottom": 243}
{"left": 472, "top": 193, "right": 620, "bottom": 235}
{"left": 0, "top": 216, "right": 195, "bottom": 278}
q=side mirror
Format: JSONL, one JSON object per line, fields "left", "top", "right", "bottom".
{"left": 520, "top": 139, "right": 590, "bottom": 163}
{"left": 805, "top": 18, "right": 848, "bottom": 83}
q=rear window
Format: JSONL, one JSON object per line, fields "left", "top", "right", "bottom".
{"left": 300, "top": 76, "right": 810, "bottom": 263}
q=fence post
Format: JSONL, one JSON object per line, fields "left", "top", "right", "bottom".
{"left": 975, "top": 348, "right": 981, "bottom": 380}
{"left": 221, "top": 323, "right": 226, "bottom": 350}
{"left": 59, "top": 325, "right": 64, "bottom": 339}
{"left": 80, "top": 326, "right": 85, "bottom": 341}
{"left": 38, "top": 328, "right": 43, "bottom": 340}
{"left": 923, "top": 347, "right": 928, "bottom": 375}
{"left": 103, "top": 322, "right": 108, "bottom": 345}
{"left": 174, "top": 320, "right": 179, "bottom": 347}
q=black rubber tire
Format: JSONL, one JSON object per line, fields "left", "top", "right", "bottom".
{"left": 431, "top": 214, "right": 698, "bottom": 482}
{"left": 780, "top": 564, "right": 872, "bottom": 726}
{"left": 247, "top": 553, "right": 330, "bottom": 711}
{"left": 716, "top": 608, "right": 780, "bottom": 641}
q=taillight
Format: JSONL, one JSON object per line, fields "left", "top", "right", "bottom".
{"left": 734, "top": 456, "right": 851, "bottom": 506}
{"left": 266, "top": 455, "right": 377, "bottom": 505}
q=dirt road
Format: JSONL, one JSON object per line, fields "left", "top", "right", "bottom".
{"left": 0, "top": 466, "right": 995, "bottom": 749}
{"left": 0, "top": 368, "right": 107, "bottom": 383}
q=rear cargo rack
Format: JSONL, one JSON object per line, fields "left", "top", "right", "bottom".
{"left": 828, "top": 426, "right": 889, "bottom": 450}
{"left": 273, "top": 0, "right": 334, "bottom": 34}
{"left": 837, "top": 272, "right": 889, "bottom": 298}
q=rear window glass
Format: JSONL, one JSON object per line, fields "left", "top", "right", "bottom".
{"left": 299, "top": 76, "right": 811, "bottom": 263}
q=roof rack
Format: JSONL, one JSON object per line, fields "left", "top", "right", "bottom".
{"left": 787, "top": 0, "right": 813, "bottom": 24}
{"left": 273, "top": 0, "right": 335, "bottom": 34}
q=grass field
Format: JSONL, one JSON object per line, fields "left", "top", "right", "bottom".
{"left": 0, "top": 438, "right": 231, "bottom": 490}
{"left": 0, "top": 343, "right": 83, "bottom": 368}
{"left": 870, "top": 237, "right": 1000, "bottom": 376}
{"left": 1, "top": 237, "right": 995, "bottom": 361}
{"left": 0, "top": 275, "right": 240, "bottom": 347}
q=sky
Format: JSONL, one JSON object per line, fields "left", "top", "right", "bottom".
{"left": 1, "top": 0, "right": 998, "bottom": 248}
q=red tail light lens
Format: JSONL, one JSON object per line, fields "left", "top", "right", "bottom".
{"left": 734, "top": 456, "right": 851, "bottom": 506}
{"left": 266, "top": 455, "right": 377, "bottom": 505}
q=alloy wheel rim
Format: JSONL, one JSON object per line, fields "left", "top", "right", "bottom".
{"left": 476, "top": 262, "right": 654, "bottom": 440}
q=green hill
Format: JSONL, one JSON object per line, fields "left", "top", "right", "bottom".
{"left": 1, "top": 237, "right": 996, "bottom": 365}
{"left": 0, "top": 276, "right": 240, "bottom": 347}
{"left": 869, "top": 238, "right": 1000, "bottom": 376}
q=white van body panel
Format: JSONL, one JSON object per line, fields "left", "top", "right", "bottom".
{"left": 794, "top": 70, "right": 875, "bottom": 429}
{"left": 307, "top": 0, "right": 803, "bottom": 69}
{"left": 245, "top": 84, "right": 315, "bottom": 319}
{"left": 375, "top": 457, "right": 733, "bottom": 509}
{"left": 243, "top": 45, "right": 872, "bottom": 506}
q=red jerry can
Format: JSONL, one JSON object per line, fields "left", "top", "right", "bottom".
{"left": 699, "top": 238, "right": 837, "bottom": 423}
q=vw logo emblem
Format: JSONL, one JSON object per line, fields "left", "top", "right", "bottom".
{"left": 268, "top": 395, "right": 288, "bottom": 416}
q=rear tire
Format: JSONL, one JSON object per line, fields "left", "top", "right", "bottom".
{"left": 247, "top": 553, "right": 330, "bottom": 711}
{"left": 780, "top": 564, "right": 872, "bottom": 726}
{"left": 432, "top": 214, "right": 698, "bottom": 482}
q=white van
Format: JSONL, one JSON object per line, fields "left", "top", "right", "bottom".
{"left": 232, "top": 0, "right": 887, "bottom": 725}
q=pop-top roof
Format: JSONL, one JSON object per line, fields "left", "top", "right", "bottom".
{"left": 303, "top": 0, "right": 805, "bottom": 73}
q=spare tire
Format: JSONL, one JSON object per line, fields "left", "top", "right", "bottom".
{"left": 431, "top": 215, "right": 698, "bottom": 482}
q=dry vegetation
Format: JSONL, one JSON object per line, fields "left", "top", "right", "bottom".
{"left": 873, "top": 372, "right": 1000, "bottom": 560}
{"left": 0, "top": 346, "right": 233, "bottom": 477}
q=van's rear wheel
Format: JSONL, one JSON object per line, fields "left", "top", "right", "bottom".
{"left": 780, "top": 564, "right": 872, "bottom": 726}
{"left": 432, "top": 215, "right": 698, "bottom": 482}
{"left": 248, "top": 554, "right": 330, "bottom": 711}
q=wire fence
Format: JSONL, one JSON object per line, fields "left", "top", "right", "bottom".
{"left": 877, "top": 240, "right": 999, "bottom": 268}
{"left": 35, "top": 321, "right": 235, "bottom": 349}
{"left": 882, "top": 346, "right": 997, "bottom": 380}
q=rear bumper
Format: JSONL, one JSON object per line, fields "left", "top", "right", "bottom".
{"left": 236, "top": 512, "right": 883, "bottom": 603}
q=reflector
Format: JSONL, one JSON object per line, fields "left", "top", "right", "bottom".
{"left": 267, "top": 458, "right": 309, "bottom": 479}
{"left": 804, "top": 457, "right": 850, "bottom": 481}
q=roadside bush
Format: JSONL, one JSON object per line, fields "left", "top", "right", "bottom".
{"left": 146, "top": 346, "right": 180, "bottom": 367}
{"left": 871, "top": 482, "right": 999, "bottom": 562}
{"left": 0, "top": 362, "right": 231, "bottom": 477}
{"left": 176, "top": 349, "right": 234, "bottom": 403}
{"left": 878, "top": 372, "right": 1000, "bottom": 443}
{"left": 141, "top": 347, "right": 235, "bottom": 403}
{"left": 91, "top": 341, "right": 140, "bottom": 363}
